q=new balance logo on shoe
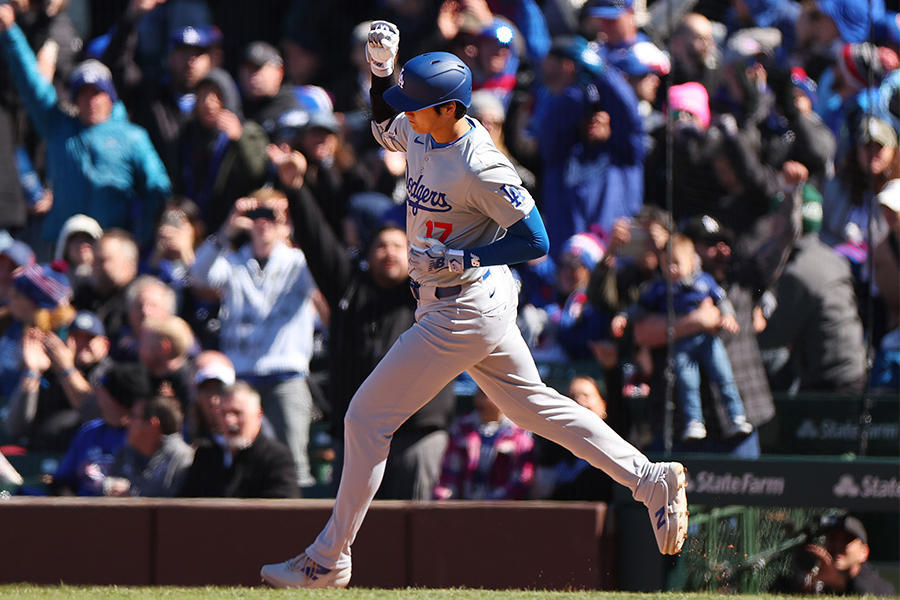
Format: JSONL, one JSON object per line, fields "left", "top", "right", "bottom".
{"left": 260, "top": 553, "right": 351, "bottom": 589}
{"left": 655, "top": 506, "right": 666, "bottom": 529}
{"left": 302, "top": 562, "right": 331, "bottom": 580}
{"left": 645, "top": 462, "right": 689, "bottom": 555}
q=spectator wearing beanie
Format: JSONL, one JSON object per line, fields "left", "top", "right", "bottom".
{"left": 0, "top": 7, "right": 171, "bottom": 246}
{"left": 54, "top": 214, "right": 103, "bottom": 291}
{"left": 527, "top": 232, "right": 614, "bottom": 365}
{"left": 817, "top": 42, "right": 900, "bottom": 136}
{"left": 51, "top": 362, "right": 152, "bottom": 496}
{"left": 175, "top": 68, "right": 268, "bottom": 233}
{"left": 0, "top": 264, "right": 74, "bottom": 397}
{"left": 645, "top": 82, "right": 719, "bottom": 217}
{"left": 0, "top": 237, "right": 35, "bottom": 313}
{"left": 4, "top": 308, "right": 110, "bottom": 455}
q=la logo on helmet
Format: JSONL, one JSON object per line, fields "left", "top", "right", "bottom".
{"left": 398, "top": 69, "right": 405, "bottom": 89}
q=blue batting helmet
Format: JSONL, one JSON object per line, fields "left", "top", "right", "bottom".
{"left": 384, "top": 52, "right": 472, "bottom": 112}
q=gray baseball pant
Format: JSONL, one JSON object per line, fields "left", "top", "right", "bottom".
{"left": 306, "top": 267, "right": 661, "bottom": 569}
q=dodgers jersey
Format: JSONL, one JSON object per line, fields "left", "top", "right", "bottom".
{"left": 372, "top": 114, "right": 535, "bottom": 287}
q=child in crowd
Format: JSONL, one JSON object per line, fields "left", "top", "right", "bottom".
{"left": 613, "top": 234, "right": 752, "bottom": 441}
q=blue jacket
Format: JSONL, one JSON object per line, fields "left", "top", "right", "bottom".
{"left": 531, "top": 65, "right": 644, "bottom": 253}
{"left": 1, "top": 24, "right": 171, "bottom": 244}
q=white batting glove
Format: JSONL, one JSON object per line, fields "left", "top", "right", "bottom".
{"left": 411, "top": 236, "right": 465, "bottom": 273}
{"left": 366, "top": 20, "right": 400, "bottom": 77}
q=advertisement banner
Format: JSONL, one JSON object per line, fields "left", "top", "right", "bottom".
{"left": 771, "top": 394, "right": 899, "bottom": 456}
{"left": 680, "top": 457, "right": 900, "bottom": 512}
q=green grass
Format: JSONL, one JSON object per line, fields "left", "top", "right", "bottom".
{"left": 1, "top": 587, "right": 897, "bottom": 599}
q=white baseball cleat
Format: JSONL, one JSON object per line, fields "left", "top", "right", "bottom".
{"left": 645, "top": 462, "right": 689, "bottom": 555}
{"left": 260, "top": 552, "right": 351, "bottom": 589}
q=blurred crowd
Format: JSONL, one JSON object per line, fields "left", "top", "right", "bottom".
{"left": 0, "top": 0, "right": 897, "bottom": 503}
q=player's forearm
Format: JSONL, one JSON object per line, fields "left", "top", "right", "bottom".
{"left": 464, "top": 207, "right": 549, "bottom": 268}
{"left": 369, "top": 73, "right": 396, "bottom": 124}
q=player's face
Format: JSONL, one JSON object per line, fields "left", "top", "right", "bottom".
{"left": 404, "top": 106, "right": 447, "bottom": 134}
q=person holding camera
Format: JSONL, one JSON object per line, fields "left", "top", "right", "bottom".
{"left": 797, "top": 515, "right": 895, "bottom": 596}
{"left": 189, "top": 188, "right": 319, "bottom": 490}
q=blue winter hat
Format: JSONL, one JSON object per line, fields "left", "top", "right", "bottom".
{"left": 587, "top": 0, "right": 634, "bottom": 19}
{"left": 609, "top": 41, "right": 671, "bottom": 76}
{"left": 816, "top": 0, "right": 885, "bottom": 43}
{"left": 561, "top": 233, "right": 606, "bottom": 270}
{"left": 13, "top": 264, "right": 71, "bottom": 309}
{"left": 791, "top": 67, "right": 818, "bottom": 105}
{"left": 69, "top": 59, "right": 117, "bottom": 103}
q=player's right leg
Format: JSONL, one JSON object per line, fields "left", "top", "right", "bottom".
{"left": 261, "top": 305, "right": 485, "bottom": 588}
{"left": 468, "top": 321, "right": 688, "bottom": 555}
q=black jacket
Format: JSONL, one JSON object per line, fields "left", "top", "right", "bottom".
{"left": 243, "top": 87, "right": 299, "bottom": 139}
{"left": 287, "top": 185, "right": 455, "bottom": 440}
{"left": 179, "top": 434, "right": 300, "bottom": 498}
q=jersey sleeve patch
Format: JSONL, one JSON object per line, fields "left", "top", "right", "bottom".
{"left": 501, "top": 184, "right": 528, "bottom": 209}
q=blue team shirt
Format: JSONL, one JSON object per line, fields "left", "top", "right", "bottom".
{"left": 639, "top": 271, "right": 727, "bottom": 316}
{"left": 54, "top": 419, "right": 127, "bottom": 496}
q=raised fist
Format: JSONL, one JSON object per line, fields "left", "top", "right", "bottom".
{"left": 366, "top": 20, "right": 399, "bottom": 77}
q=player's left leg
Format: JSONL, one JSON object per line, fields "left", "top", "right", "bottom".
{"left": 261, "top": 288, "right": 500, "bottom": 587}
{"left": 467, "top": 319, "right": 688, "bottom": 555}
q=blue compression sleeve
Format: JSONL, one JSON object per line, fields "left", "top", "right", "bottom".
{"left": 465, "top": 206, "right": 550, "bottom": 267}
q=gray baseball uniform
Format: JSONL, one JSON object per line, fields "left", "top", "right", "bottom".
{"left": 304, "top": 114, "right": 665, "bottom": 570}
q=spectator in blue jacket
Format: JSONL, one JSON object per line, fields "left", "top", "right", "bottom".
{"left": 0, "top": 5, "right": 171, "bottom": 248}
{"left": 51, "top": 361, "right": 152, "bottom": 496}
{"left": 532, "top": 36, "right": 644, "bottom": 252}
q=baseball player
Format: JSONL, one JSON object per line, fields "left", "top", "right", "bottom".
{"left": 260, "top": 21, "right": 688, "bottom": 589}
